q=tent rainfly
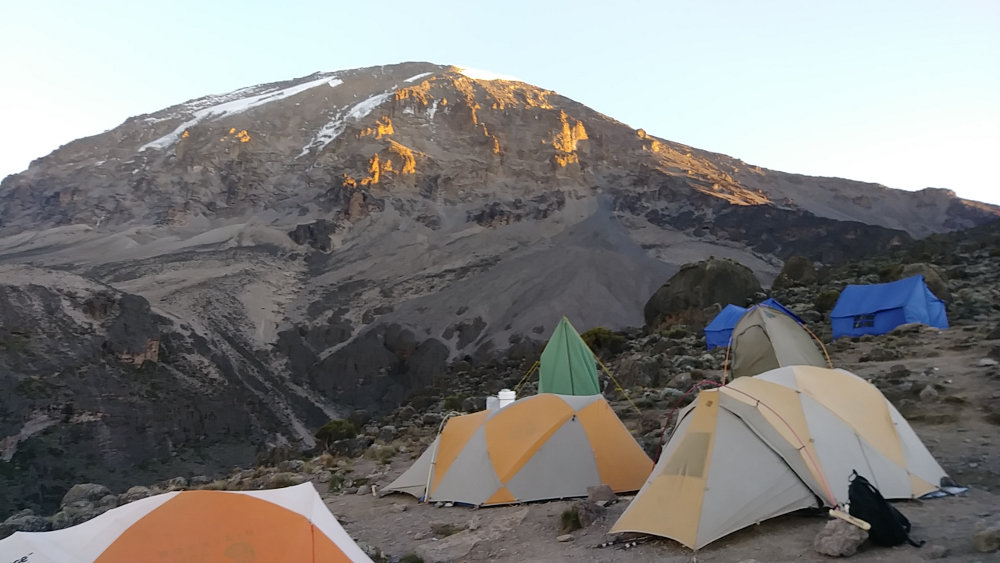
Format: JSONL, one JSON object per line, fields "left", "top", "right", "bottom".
{"left": 0, "top": 482, "right": 372, "bottom": 562}
{"left": 612, "top": 365, "right": 950, "bottom": 550}
{"left": 830, "top": 274, "right": 948, "bottom": 339}
{"left": 538, "top": 317, "right": 601, "bottom": 395}
{"left": 382, "top": 393, "right": 652, "bottom": 505}
{"left": 728, "top": 304, "right": 830, "bottom": 379}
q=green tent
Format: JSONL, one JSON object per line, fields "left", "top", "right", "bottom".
{"left": 538, "top": 317, "right": 601, "bottom": 395}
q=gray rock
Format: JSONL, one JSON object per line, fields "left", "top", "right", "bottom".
{"left": 165, "top": 476, "right": 188, "bottom": 489}
{"left": 587, "top": 484, "right": 617, "bottom": 503}
{"left": 977, "top": 358, "right": 999, "bottom": 367}
{"left": 189, "top": 475, "right": 212, "bottom": 487}
{"left": 277, "top": 459, "right": 306, "bottom": 473}
{"left": 97, "top": 494, "right": 119, "bottom": 510}
{"left": 119, "top": 486, "right": 154, "bottom": 504}
{"left": 61, "top": 483, "right": 111, "bottom": 509}
{"left": 0, "top": 509, "right": 51, "bottom": 538}
{"left": 376, "top": 425, "right": 397, "bottom": 443}
{"left": 772, "top": 256, "right": 818, "bottom": 289}
{"left": 920, "top": 385, "right": 940, "bottom": 402}
{"left": 266, "top": 472, "right": 307, "bottom": 488}
{"left": 973, "top": 519, "right": 1000, "bottom": 552}
{"left": 557, "top": 533, "right": 574, "bottom": 542}
{"left": 572, "top": 500, "right": 607, "bottom": 528}
{"left": 644, "top": 257, "right": 762, "bottom": 329}
{"left": 888, "top": 364, "right": 911, "bottom": 377}
{"left": 814, "top": 518, "right": 868, "bottom": 557}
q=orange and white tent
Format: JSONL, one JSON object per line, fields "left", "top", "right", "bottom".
{"left": 383, "top": 393, "right": 652, "bottom": 505}
{"left": 612, "top": 365, "right": 949, "bottom": 549}
{"left": 0, "top": 482, "right": 371, "bottom": 562}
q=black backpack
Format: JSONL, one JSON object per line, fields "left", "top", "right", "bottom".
{"left": 848, "top": 470, "right": 924, "bottom": 547}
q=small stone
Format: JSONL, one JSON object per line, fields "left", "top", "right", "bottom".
{"left": 466, "top": 515, "right": 481, "bottom": 531}
{"left": 920, "top": 385, "right": 939, "bottom": 402}
{"left": 972, "top": 519, "right": 1000, "bottom": 552}
{"left": 587, "top": 484, "right": 617, "bottom": 503}
{"left": 392, "top": 503, "right": 408, "bottom": 512}
{"left": 557, "top": 534, "right": 574, "bottom": 542}
{"left": 814, "top": 518, "right": 868, "bottom": 557}
{"left": 355, "top": 486, "right": 368, "bottom": 495}
{"left": 978, "top": 358, "right": 999, "bottom": 367}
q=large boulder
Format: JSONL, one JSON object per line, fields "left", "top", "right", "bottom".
{"left": 772, "top": 256, "right": 818, "bottom": 289}
{"left": 643, "top": 258, "right": 762, "bottom": 329}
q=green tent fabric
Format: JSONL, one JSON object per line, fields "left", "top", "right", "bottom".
{"left": 538, "top": 317, "right": 601, "bottom": 395}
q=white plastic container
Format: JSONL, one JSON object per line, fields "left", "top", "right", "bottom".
{"left": 498, "top": 389, "right": 516, "bottom": 409}
{"left": 485, "top": 395, "right": 500, "bottom": 410}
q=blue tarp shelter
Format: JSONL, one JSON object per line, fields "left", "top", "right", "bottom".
{"left": 830, "top": 275, "right": 948, "bottom": 339}
{"left": 704, "top": 304, "right": 747, "bottom": 349}
{"left": 704, "top": 298, "right": 803, "bottom": 350}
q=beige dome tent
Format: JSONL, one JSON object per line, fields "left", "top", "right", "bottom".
{"left": 728, "top": 304, "right": 831, "bottom": 379}
{"left": 0, "top": 482, "right": 371, "bottom": 562}
{"left": 612, "top": 365, "right": 949, "bottom": 550}
{"left": 383, "top": 393, "right": 652, "bottom": 505}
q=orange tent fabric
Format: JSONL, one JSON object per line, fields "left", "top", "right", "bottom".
{"left": 0, "top": 483, "right": 371, "bottom": 562}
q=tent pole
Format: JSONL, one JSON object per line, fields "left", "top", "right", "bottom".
{"left": 423, "top": 412, "right": 459, "bottom": 502}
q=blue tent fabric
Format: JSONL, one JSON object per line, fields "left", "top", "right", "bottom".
{"left": 704, "top": 304, "right": 748, "bottom": 349}
{"left": 830, "top": 275, "right": 949, "bottom": 339}
{"left": 758, "top": 298, "right": 804, "bottom": 325}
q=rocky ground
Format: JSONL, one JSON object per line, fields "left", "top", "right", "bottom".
{"left": 2, "top": 234, "right": 999, "bottom": 561}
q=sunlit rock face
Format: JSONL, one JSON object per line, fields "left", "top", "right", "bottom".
{"left": 0, "top": 61, "right": 997, "bottom": 514}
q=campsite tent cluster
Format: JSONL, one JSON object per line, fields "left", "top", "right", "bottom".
{"left": 0, "top": 275, "right": 953, "bottom": 558}
{"left": 383, "top": 306, "right": 953, "bottom": 550}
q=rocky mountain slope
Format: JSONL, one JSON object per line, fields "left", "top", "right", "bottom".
{"left": 0, "top": 61, "right": 997, "bottom": 514}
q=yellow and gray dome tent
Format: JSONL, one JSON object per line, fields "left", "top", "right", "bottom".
{"left": 727, "top": 304, "right": 831, "bottom": 380}
{"left": 383, "top": 393, "right": 652, "bottom": 505}
{"left": 538, "top": 317, "right": 601, "bottom": 395}
{"left": 612, "top": 365, "right": 949, "bottom": 550}
{"left": 0, "top": 483, "right": 371, "bottom": 562}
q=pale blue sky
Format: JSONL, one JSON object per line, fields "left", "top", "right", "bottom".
{"left": 2, "top": 1, "right": 998, "bottom": 204}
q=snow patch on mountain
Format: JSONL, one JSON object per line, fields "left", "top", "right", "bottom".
{"left": 404, "top": 72, "right": 433, "bottom": 83}
{"left": 140, "top": 75, "right": 341, "bottom": 152}
{"left": 298, "top": 91, "right": 395, "bottom": 157}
